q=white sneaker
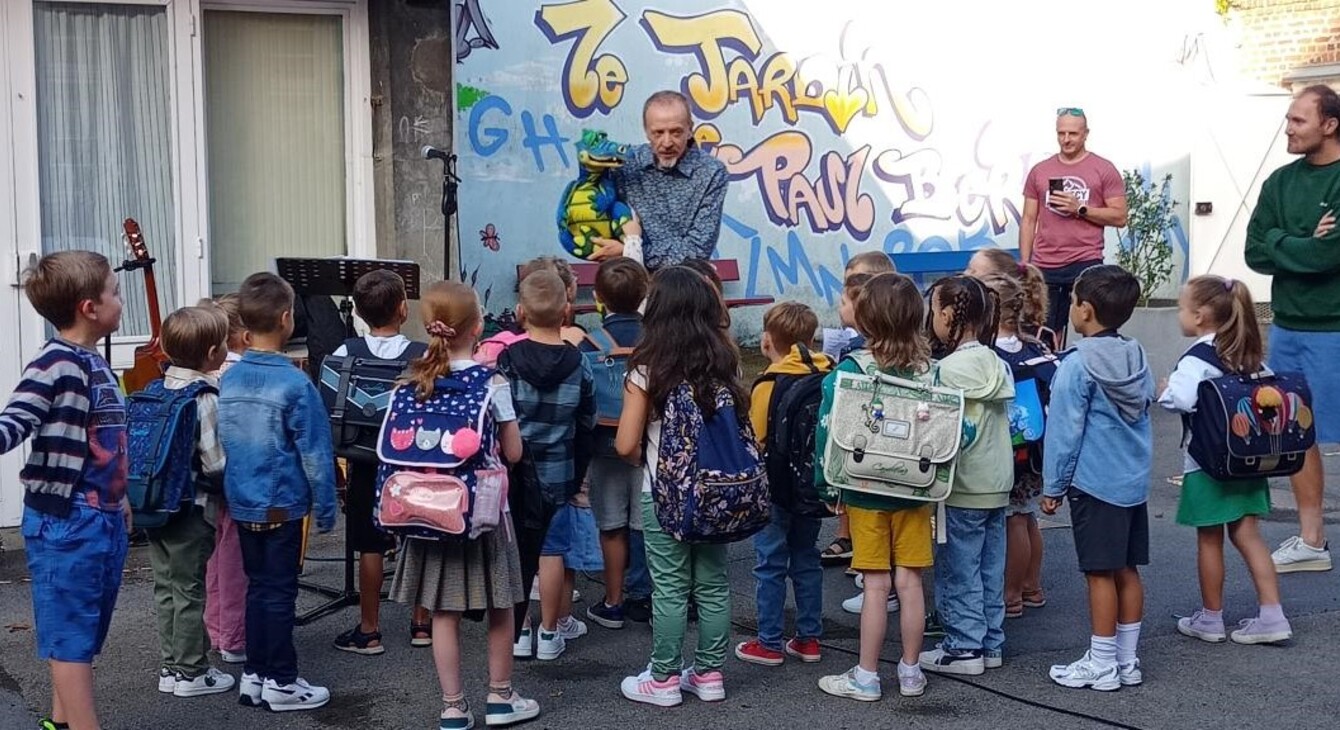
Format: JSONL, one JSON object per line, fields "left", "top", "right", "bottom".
{"left": 158, "top": 667, "right": 178, "bottom": 694}
{"left": 557, "top": 615, "right": 588, "bottom": 640}
{"left": 238, "top": 672, "right": 263, "bottom": 707}
{"left": 817, "top": 667, "right": 882, "bottom": 702}
{"left": 260, "top": 677, "right": 331, "bottom": 712}
{"left": 535, "top": 629, "right": 565, "bottom": 661}
{"left": 1271, "top": 536, "right": 1332, "bottom": 573}
{"left": 220, "top": 649, "right": 247, "bottom": 665}
{"left": 1048, "top": 651, "right": 1120, "bottom": 691}
{"left": 679, "top": 666, "right": 725, "bottom": 702}
{"left": 174, "top": 667, "right": 236, "bottom": 698}
{"left": 1118, "top": 660, "right": 1143, "bottom": 686}
{"left": 841, "top": 592, "right": 899, "bottom": 615}
{"left": 620, "top": 667, "right": 682, "bottom": 707}
{"left": 513, "top": 626, "right": 534, "bottom": 659}
{"left": 485, "top": 690, "right": 540, "bottom": 726}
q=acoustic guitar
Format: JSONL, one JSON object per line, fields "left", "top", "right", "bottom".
{"left": 119, "top": 218, "right": 169, "bottom": 393}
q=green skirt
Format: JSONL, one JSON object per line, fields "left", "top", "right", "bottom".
{"left": 1176, "top": 470, "right": 1271, "bottom": 527}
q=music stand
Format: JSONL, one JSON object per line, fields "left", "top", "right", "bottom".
{"left": 275, "top": 257, "right": 421, "bottom": 625}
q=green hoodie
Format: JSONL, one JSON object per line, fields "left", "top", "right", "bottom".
{"left": 937, "top": 343, "right": 1015, "bottom": 510}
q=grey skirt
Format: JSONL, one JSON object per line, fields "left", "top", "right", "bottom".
{"left": 390, "top": 516, "right": 524, "bottom": 612}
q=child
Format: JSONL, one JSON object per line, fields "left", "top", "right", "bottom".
{"left": 919, "top": 275, "right": 1015, "bottom": 676}
{"left": 218, "top": 272, "right": 338, "bottom": 711}
{"left": 328, "top": 270, "right": 433, "bottom": 654}
{"left": 815, "top": 273, "right": 934, "bottom": 701}
{"left": 967, "top": 248, "right": 1057, "bottom": 351}
{"left": 736, "top": 302, "right": 833, "bottom": 666}
{"left": 976, "top": 272, "right": 1055, "bottom": 618}
{"left": 681, "top": 258, "right": 724, "bottom": 294}
{"left": 200, "top": 294, "right": 248, "bottom": 665}
{"left": 151, "top": 306, "right": 235, "bottom": 698}
{"left": 499, "top": 271, "right": 597, "bottom": 661}
{"left": 386, "top": 280, "right": 539, "bottom": 729}
{"left": 1041, "top": 265, "right": 1153, "bottom": 691}
{"left": 1159, "top": 276, "right": 1292, "bottom": 645}
{"left": 0, "top": 251, "right": 128, "bottom": 730}
{"left": 518, "top": 256, "right": 585, "bottom": 346}
{"left": 582, "top": 257, "right": 651, "bottom": 630}
{"left": 617, "top": 265, "right": 741, "bottom": 707}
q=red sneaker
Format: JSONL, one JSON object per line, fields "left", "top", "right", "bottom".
{"left": 734, "top": 639, "right": 784, "bottom": 666}
{"left": 785, "top": 637, "right": 822, "bottom": 663}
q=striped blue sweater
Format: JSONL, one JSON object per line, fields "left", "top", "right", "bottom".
{"left": 0, "top": 338, "right": 121, "bottom": 516}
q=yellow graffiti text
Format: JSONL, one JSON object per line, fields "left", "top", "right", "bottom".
{"left": 535, "top": 0, "right": 628, "bottom": 117}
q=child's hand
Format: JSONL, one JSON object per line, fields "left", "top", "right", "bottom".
{"left": 825, "top": 501, "right": 844, "bottom": 516}
{"left": 1157, "top": 377, "right": 1169, "bottom": 394}
{"left": 1040, "top": 496, "right": 1062, "bottom": 515}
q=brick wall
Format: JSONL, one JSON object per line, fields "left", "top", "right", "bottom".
{"left": 1236, "top": 0, "right": 1340, "bottom": 87}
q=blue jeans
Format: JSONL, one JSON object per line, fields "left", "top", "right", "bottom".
{"left": 753, "top": 505, "right": 823, "bottom": 650}
{"left": 626, "top": 527, "right": 652, "bottom": 600}
{"left": 238, "top": 520, "right": 303, "bottom": 684}
{"left": 934, "top": 506, "right": 1006, "bottom": 654}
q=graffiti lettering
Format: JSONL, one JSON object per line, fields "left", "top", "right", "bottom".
{"left": 722, "top": 214, "right": 845, "bottom": 305}
{"left": 468, "top": 95, "right": 572, "bottom": 171}
{"left": 535, "top": 0, "right": 629, "bottom": 118}
{"left": 454, "top": 0, "right": 499, "bottom": 63}
{"left": 468, "top": 95, "right": 512, "bottom": 157}
{"left": 520, "top": 111, "right": 571, "bottom": 172}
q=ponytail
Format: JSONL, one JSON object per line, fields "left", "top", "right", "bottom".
{"left": 1185, "top": 275, "right": 1263, "bottom": 375}
{"left": 404, "top": 281, "right": 481, "bottom": 400}
{"left": 1019, "top": 263, "right": 1049, "bottom": 333}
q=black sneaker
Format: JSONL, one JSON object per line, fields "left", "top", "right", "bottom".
{"left": 625, "top": 596, "right": 652, "bottom": 623}
{"left": 586, "top": 601, "right": 625, "bottom": 629}
{"left": 924, "top": 610, "right": 946, "bottom": 638}
{"left": 334, "top": 624, "right": 386, "bottom": 655}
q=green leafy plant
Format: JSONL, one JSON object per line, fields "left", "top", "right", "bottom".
{"left": 1115, "top": 170, "right": 1178, "bottom": 306}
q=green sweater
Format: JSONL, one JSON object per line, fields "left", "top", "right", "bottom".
{"left": 1245, "top": 157, "right": 1340, "bottom": 331}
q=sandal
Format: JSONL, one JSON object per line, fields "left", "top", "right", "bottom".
{"left": 1006, "top": 600, "right": 1025, "bottom": 619}
{"left": 334, "top": 623, "right": 385, "bottom": 655}
{"left": 1022, "top": 590, "right": 1047, "bottom": 608}
{"left": 411, "top": 622, "right": 433, "bottom": 647}
{"left": 820, "top": 537, "right": 854, "bottom": 564}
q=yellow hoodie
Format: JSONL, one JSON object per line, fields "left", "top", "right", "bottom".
{"left": 750, "top": 344, "right": 835, "bottom": 444}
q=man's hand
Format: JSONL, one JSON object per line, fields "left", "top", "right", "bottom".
{"left": 1315, "top": 210, "right": 1337, "bottom": 239}
{"left": 1041, "top": 496, "right": 1062, "bottom": 515}
{"left": 122, "top": 500, "right": 133, "bottom": 533}
{"left": 1048, "top": 192, "right": 1081, "bottom": 216}
{"left": 590, "top": 238, "right": 624, "bottom": 261}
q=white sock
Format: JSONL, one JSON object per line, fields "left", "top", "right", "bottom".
{"left": 1115, "top": 622, "right": 1141, "bottom": 665}
{"left": 1089, "top": 635, "right": 1118, "bottom": 666}
{"left": 854, "top": 665, "right": 880, "bottom": 685}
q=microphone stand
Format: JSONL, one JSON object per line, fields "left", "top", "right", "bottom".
{"left": 423, "top": 146, "right": 459, "bottom": 281}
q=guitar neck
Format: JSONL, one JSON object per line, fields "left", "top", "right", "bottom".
{"left": 142, "top": 267, "right": 163, "bottom": 339}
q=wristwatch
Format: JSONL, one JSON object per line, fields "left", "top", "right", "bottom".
{"left": 1077, "top": 205, "right": 1089, "bottom": 218}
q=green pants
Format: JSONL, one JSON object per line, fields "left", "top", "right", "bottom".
{"left": 640, "top": 493, "right": 730, "bottom": 679}
{"left": 148, "top": 505, "right": 215, "bottom": 677}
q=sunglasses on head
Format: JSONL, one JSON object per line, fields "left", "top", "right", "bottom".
{"left": 1057, "top": 107, "right": 1086, "bottom": 118}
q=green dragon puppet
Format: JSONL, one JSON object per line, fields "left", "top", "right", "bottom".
{"left": 558, "top": 129, "right": 635, "bottom": 260}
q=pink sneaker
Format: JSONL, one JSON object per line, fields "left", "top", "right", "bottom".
{"left": 620, "top": 668, "right": 682, "bottom": 707}
{"left": 679, "top": 666, "right": 725, "bottom": 702}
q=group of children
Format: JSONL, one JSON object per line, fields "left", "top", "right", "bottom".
{"left": 0, "top": 244, "right": 1296, "bottom": 729}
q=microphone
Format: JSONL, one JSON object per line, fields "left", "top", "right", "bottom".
{"left": 422, "top": 145, "right": 450, "bottom": 162}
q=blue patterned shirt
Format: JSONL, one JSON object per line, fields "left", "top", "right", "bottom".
{"left": 612, "top": 143, "right": 728, "bottom": 270}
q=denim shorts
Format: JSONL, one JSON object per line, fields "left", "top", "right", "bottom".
{"left": 1268, "top": 325, "right": 1340, "bottom": 444}
{"left": 540, "top": 503, "right": 604, "bottom": 573}
{"left": 22, "top": 496, "right": 129, "bottom": 662}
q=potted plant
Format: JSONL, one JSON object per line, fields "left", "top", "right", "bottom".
{"left": 1114, "top": 169, "right": 1190, "bottom": 377}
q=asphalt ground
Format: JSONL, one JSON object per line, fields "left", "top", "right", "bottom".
{"left": 2, "top": 408, "right": 1339, "bottom": 730}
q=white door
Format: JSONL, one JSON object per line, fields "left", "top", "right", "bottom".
{"left": 0, "top": 1, "right": 30, "bottom": 528}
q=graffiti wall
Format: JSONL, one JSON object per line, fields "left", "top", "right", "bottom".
{"left": 451, "top": 0, "right": 1199, "bottom": 336}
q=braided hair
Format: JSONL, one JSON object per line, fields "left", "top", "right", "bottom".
{"left": 926, "top": 275, "right": 1000, "bottom": 360}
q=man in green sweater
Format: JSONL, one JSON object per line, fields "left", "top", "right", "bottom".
{"left": 1245, "top": 84, "right": 1340, "bottom": 574}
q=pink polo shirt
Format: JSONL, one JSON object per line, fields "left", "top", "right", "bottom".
{"left": 1024, "top": 153, "right": 1123, "bottom": 269}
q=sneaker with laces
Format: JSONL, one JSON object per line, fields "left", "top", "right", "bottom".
{"left": 219, "top": 649, "right": 247, "bottom": 665}
{"left": 735, "top": 639, "right": 784, "bottom": 666}
{"left": 174, "top": 667, "right": 236, "bottom": 698}
{"left": 785, "top": 637, "right": 822, "bottom": 663}
{"left": 984, "top": 650, "right": 1003, "bottom": 669}
{"left": 1118, "top": 660, "right": 1143, "bottom": 686}
{"left": 620, "top": 668, "right": 682, "bottom": 707}
{"left": 587, "top": 601, "right": 625, "bottom": 629}
{"left": 485, "top": 690, "right": 540, "bottom": 726}
{"left": 1176, "top": 610, "right": 1227, "bottom": 643}
{"left": 679, "top": 666, "right": 725, "bottom": 702}
{"left": 158, "top": 667, "right": 177, "bottom": 694}
{"left": 1271, "top": 536, "right": 1332, "bottom": 573}
{"left": 513, "top": 626, "right": 534, "bottom": 659}
{"left": 535, "top": 629, "right": 565, "bottom": 661}
{"left": 818, "top": 667, "right": 882, "bottom": 702}
{"left": 897, "top": 662, "right": 927, "bottom": 697}
{"left": 919, "top": 646, "right": 985, "bottom": 676}
{"left": 439, "top": 706, "right": 474, "bottom": 730}
{"left": 624, "top": 596, "right": 652, "bottom": 623}
{"left": 260, "top": 677, "right": 331, "bottom": 712}
{"left": 237, "top": 672, "right": 263, "bottom": 707}
{"left": 1230, "top": 616, "right": 1293, "bottom": 644}
{"left": 557, "top": 615, "right": 588, "bottom": 640}
{"left": 1048, "top": 651, "right": 1120, "bottom": 691}
{"left": 841, "top": 592, "right": 899, "bottom": 615}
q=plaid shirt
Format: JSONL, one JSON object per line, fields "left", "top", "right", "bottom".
{"left": 163, "top": 366, "right": 226, "bottom": 498}
{"left": 502, "top": 349, "right": 597, "bottom": 505}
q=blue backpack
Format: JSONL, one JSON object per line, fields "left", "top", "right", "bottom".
{"left": 582, "top": 328, "right": 632, "bottom": 427}
{"left": 375, "top": 365, "right": 507, "bottom": 540}
{"left": 125, "top": 380, "right": 216, "bottom": 529}
{"left": 994, "top": 340, "right": 1058, "bottom": 477}
{"left": 652, "top": 381, "right": 770, "bottom": 543}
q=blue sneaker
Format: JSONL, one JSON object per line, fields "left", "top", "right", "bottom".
{"left": 586, "top": 601, "right": 625, "bottom": 629}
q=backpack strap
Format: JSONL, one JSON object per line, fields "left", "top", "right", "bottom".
{"left": 403, "top": 340, "right": 429, "bottom": 362}
{"left": 584, "top": 327, "right": 615, "bottom": 354}
{"left": 344, "top": 336, "right": 373, "bottom": 359}
{"left": 1182, "top": 341, "right": 1223, "bottom": 371}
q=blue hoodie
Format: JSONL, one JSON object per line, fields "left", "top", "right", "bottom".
{"left": 1042, "top": 334, "right": 1155, "bottom": 507}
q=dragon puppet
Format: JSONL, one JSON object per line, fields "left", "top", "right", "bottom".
{"left": 557, "top": 129, "right": 637, "bottom": 261}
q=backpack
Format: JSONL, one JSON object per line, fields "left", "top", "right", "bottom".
{"left": 652, "top": 381, "right": 770, "bottom": 543}
{"left": 320, "top": 338, "right": 428, "bottom": 464}
{"left": 374, "top": 365, "right": 507, "bottom": 539}
{"left": 582, "top": 328, "right": 633, "bottom": 427}
{"left": 821, "top": 351, "right": 964, "bottom": 502}
{"left": 474, "top": 330, "right": 528, "bottom": 368}
{"left": 994, "top": 340, "right": 1058, "bottom": 477}
{"left": 125, "top": 380, "right": 216, "bottom": 529}
{"left": 1181, "top": 342, "right": 1316, "bottom": 481}
{"left": 754, "top": 346, "right": 832, "bottom": 518}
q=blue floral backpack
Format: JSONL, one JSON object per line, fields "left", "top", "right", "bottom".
{"left": 374, "top": 365, "right": 507, "bottom": 540}
{"left": 652, "top": 381, "right": 769, "bottom": 543}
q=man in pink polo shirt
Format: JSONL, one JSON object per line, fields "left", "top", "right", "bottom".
{"left": 1020, "top": 108, "right": 1128, "bottom": 346}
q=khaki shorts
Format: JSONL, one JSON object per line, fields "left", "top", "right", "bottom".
{"left": 848, "top": 504, "right": 934, "bottom": 570}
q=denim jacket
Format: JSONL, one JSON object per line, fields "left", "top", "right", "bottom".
{"left": 1042, "top": 334, "right": 1154, "bottom": 508}
{"left": 218, "top": 350, "right": 337, "bottom": 528}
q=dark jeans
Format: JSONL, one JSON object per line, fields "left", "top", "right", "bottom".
{"left": 627, "top": 527, "right": 652, "bottom": 600}
{"left": 513, "top": 501, "right": 557, "bottom": 640}
{"left": 238, "top": 520, "right": 303, "bottom": 684}
{"left": 1041, "top": 259, "right": 1103, "bottom": 348}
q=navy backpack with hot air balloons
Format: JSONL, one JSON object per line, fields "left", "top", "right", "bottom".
{"left": 1181, "top": 342, "right": 1316, "bottom": 481}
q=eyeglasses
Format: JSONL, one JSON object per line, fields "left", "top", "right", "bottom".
{"left": 1057, "top": 107, "right": 1086, "bottom": 118}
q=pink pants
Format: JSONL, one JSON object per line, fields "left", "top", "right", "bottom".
{"left": 205, "top": 501, "right": 247, "bottom": 652}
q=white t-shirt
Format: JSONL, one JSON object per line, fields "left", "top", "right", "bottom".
{"left": 627, "top": 367, "right": 661, "bottom": 494}
{"left": 449, "top": 359, "right": 516, "bottom": 423}
{"left": 333, "top": 333, "right": 414, "bottom": 359}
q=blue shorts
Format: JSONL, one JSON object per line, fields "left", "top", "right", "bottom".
{"left": 1268, "top": 325, "right": 1340, "bottom": 444}
{"left": 22, "top": 496, "right": 129, "bottom": 662}
{"left": 539, "top": 504, "right": 604, "bottom": 572}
